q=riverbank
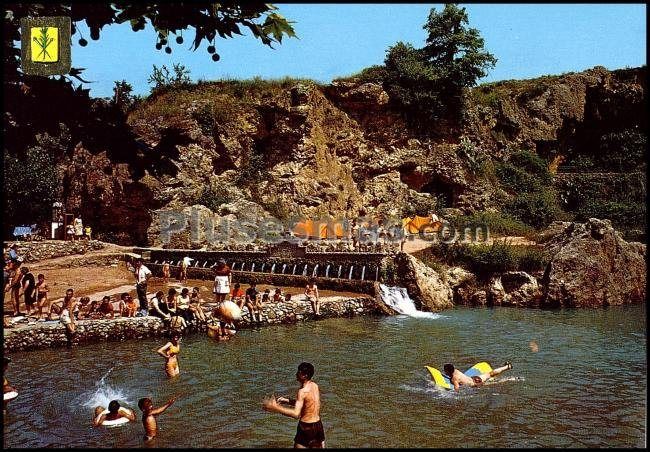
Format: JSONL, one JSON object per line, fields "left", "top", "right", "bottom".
{"left": 3, "top": 294, "right": 380, "bottom": 353}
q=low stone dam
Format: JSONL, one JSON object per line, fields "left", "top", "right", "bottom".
{"left": 134, "top": 241, "right": 389, "bottom": 293}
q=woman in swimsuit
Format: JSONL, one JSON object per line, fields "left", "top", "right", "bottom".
{"left": 157, "top": 333, "right": 181, "bottom": 378}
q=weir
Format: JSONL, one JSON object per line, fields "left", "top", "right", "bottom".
{"left": 134, "top": 241, "right": 387, "bottom": 291}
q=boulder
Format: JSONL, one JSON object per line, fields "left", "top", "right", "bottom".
{"left": 392, "top": 253, "right": 453, "bottom": 311}
{"left": 541, "top": 218, "right": 646, "bottom": 307}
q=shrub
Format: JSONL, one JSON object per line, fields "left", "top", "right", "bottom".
{"left": 197, "top": 186, "right": 232, "bottom": 212}
{"left": 575, "top": 200, "right": 646, "bottom": 228}
{"left": 495, "top": 162, "right": 540, "bottom": 193}
{"left": 504, "top": 191, "right": 564, "bottom": 229}
{"left": 148, "top": 63, "right": 191, "bottom": 93}
{"left": 450, "top": 212, "right": 533, "bottom": 237}
{"left": 191, "top": 103, "right": 214, "bottom": 136}
{"left": 427, "top": 241, "right": 547, "bottom": 276}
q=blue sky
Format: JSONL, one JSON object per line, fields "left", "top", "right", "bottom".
{"left": 65, "top": 3, "right": 647, "bottom": 98}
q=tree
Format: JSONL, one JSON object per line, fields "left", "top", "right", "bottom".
{"left": 382, "top": 3, "right": 496, "bottom": 128}
{"left": 421, "top": 4, "right": 497, "bottom": 90}
{"left": 112, "top": 79, "right": 136, "bottom": 111}
{"left": 3, "top": 3, "right": 296, "bottom": 155}
{"left": 147, "top": 63, "right": 191, "bottom": 92}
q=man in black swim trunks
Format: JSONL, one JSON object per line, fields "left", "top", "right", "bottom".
{"left": 263, "top": 362, "right": 325, "bottom": 448}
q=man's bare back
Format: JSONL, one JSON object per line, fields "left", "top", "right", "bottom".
{"left": 296, "top": 381, "right": 320, "bottom": 422}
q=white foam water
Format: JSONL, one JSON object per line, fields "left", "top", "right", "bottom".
{"left": 378, "top": 284, "right": 441, "bottom": 319}
{"left": 81, "top": 367, "right": 133, "bottom": 410}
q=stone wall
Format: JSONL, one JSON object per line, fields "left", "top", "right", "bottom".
{"left": 6, "top": 240, "right": 106, "bottom": 263}
{"left": 4, "top": 296, "right": 382, "bottom": 353}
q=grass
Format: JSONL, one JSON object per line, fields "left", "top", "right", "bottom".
{"left": 128, "top": 76, "right": 321, "bottom": 124}
{"left": 422, "top": 241, "right": 548, "bottom": 277}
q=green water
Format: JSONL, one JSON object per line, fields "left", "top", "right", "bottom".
{"left": 3, "top": 305, "right": 646, "bottom": 448}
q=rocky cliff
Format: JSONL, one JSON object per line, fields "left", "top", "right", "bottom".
{"left": 56, "top": 66, "right": 645, "bottom": 247}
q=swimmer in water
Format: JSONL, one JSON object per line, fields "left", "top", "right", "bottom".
{"left": 157, "top": 333, "right": 181, "bottom": 377}
{"left": 263, "top": 362, "right": 325, "bottom": 448}
{"left": 93, "top": 400, "right": 136, "bottom": 426}
{"left": 138, "top": 395, "right": 178, "bottom": 443}
{"left": 444, "top": 362, "right": 513, "bottom": 391}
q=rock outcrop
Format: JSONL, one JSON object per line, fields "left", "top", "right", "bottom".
{"left": 540, "top": 218, "right": 646, "bottom": 307}
{"left": 392, "top": 252, "right": 453, "bottom": 311}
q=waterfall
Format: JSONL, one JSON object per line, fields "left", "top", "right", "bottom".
{"left": 154, "top": 260, "right": 159, "bottom": 264}
{"left": 271, "top": 263, "right": 276, "bottom": 273}
{"left": 292, "top": 264, "right": 297, "bottom": 275}
{"left": 378, "top": 284, "right": 440, "bottom": 319}
{"left": 325, "top": 264, "right": 331, "bottom": 278}
{"left": 261, "top": 263, "right": 266, "bottom": 272}
{"left": 241, "top": 262, "right": 246, "bottom": 271}
{"left": 348, "top": 265, "right": 354, "bottom": 280}
{"left": 361, "top": 265, "right": 366, "bottom": 280}
{"left": 203, "top": 261, "right": 208, "bottom": 267}
{"left": 281, "top": 263, "right": 287, "bottom": 274}
{"left": 302, "top": 264, "right": 308, "bottom": 276}
{"left": 375, "top": 267, "right": 379, "bottom": 281}
{"left": 337, "top": 265, "right": 343, "bottom": 278}
{"left": 312, "top": 264, "right": 319, "bottom": 277}
{"left": 194, "top": 260, "right": 199, "bottom": 267}
{"left": 251, "top": 263, "right": 256, "bottom": 272}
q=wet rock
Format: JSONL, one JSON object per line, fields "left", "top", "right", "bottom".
{"left": 393, "top": 253, "right": 454, "bottom": 311}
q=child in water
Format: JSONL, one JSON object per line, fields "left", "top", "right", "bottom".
{"left": 138, "top": 395, "right": 178, "bottom": 442}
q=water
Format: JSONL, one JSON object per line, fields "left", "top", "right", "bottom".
{"left": 348, "top": 265, "right": 354, "bottom": 280}
{"left": 292, "top": 264, "right": 296, "bottom": 275}
{"left": 378, "top": 284, "right": 442, "bottom": 319}
{"left": 281, "top": 264, "right": 287, "bottom": 274}
{"left": 271, "top": 263, "right": 276, "bottom": 273}
{"left": 325, "top": 264, "right": 331, "bottom": 278}
{"left": 3, "top": 305, "right": 645, "bottom": 448}
{"left": 360, "top": 265, "right": 366, "bottom": 281}
{"left": 337, "top": 265, "right": 342, "bottom": 279}
{"left": 251, "top": 263, "right": 256, "bottom": 272}
{"left": 312, "top": 264, "right": 319, "bottom": 277}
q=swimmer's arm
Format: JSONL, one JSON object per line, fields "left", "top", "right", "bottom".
{"left": 150, "top": 397, "right": 176, "bottom": 416}
{"left": 157, "top": 342, "right": 172, "bottom": 358}
{"left": 453, "top": 379, "right": 460, "bottom": 392}
{"left": 119, "top": 407, "right": 137, "bottom": 421}
{"left": 93, "top": 413, "right": 107, "bottom": 427}
{"left": 265, "top": 391, "right": 304, "bottom": 419}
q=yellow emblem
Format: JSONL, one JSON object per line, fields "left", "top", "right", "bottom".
{"left": 31, "top": 26, "right": 58, "bottom": 62}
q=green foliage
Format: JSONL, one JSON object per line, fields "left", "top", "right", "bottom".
{"left": 575, "top": 200, "right": 646, "bottom": 229}
{"left": 381, "top": 3, "right": 497, "bottom": 128}
{"left": 237, "top": 152, "right": 266, "bottom": 187}
{"left": 450, "top": 212, "right": 533, "bottom": 237}
{"left": 196, "top": 186, "right": 232, "bottom": 212}
{"left": 4, "top": 142, "right": 60, "bottom": 228}
{"left": 148, "top": 63, "right": 191, "bottom": 92}
{"left": 401, "top": 195, "right": 438, "bottom": 218}
{"left": 596, "top": 129, "right": 646, "bottom": 172}
{"left": 344, "top": 65, "right": 389, "bottom": 84}
{"left": 112, "top": 79, "right": 136, "bottom": 112}
{"left": 191, "top": 103, "right": 215, "bottom": 136}
{"left": 495, "top": 150, "right": 564, "bottom": 229}
{"left": 428, "top": 242, "right": 547, "bottom": 276}
{"left": 504, "top": 191, "right": 565, "bottom": 230}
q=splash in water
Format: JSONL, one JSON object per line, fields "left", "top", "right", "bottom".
{"left": 81, "top": 367, "right": 133, "bottom": 410}
{"left": 378, "top": 284, "right": 441, "bottom": 319}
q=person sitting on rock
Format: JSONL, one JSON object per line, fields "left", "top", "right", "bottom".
{"left": 189, "top": 286, "right": 207, "bottom": 324}
{"left": 272, "top": 287, "right": 283, "bottom": 303}
{"left": 230, "top": 283, "right": 245, "bottom": 308}
{"left": 150, "top": 291, "right": 171, "bottom": 322}
{"left": 98, "top": 296, "right": 115, "bottom": 319}
{"left": 122, "top": 293, "right": 137, "bottom": 318}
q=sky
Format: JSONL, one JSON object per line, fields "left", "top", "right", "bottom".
{"left": 61, "top": 3, "right": 647, "bottom": 98}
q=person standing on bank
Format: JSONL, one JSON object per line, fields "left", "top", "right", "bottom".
{"left": 263, "top": 362, "right": 325, "bottom": 448}
{"left": 304, "top": 279, "right": 320, "bottom": 317}
{"left": 133, "top": 258, "right": 152, "bottom": 316}
{"left": 73, "top": 214, "right": 83, "bottom": 242}
{"left": 213, "top": 259, "right": 231, "bottom": 304}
